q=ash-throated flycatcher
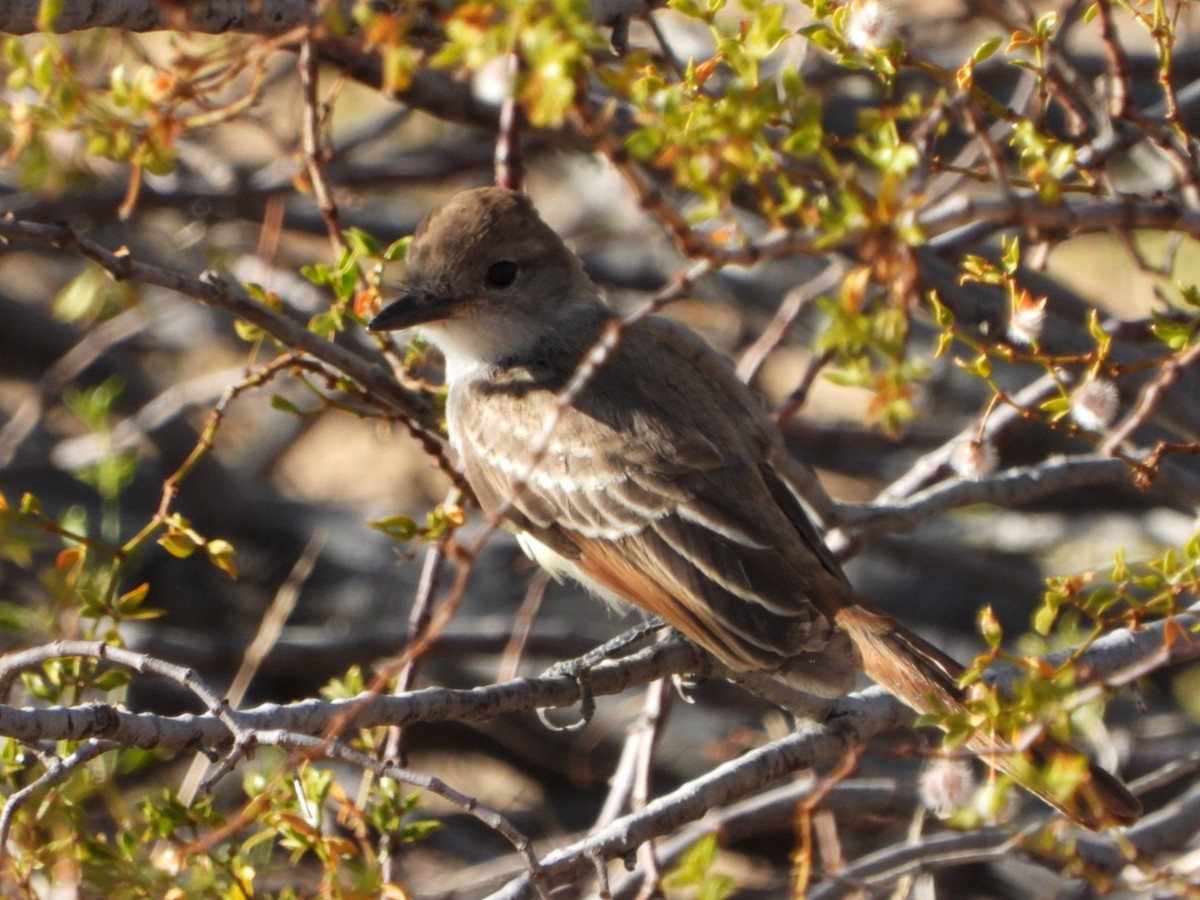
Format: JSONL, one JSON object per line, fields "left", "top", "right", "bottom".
{"left": 370, "top": 187, "right": 1139, "bottom": 828}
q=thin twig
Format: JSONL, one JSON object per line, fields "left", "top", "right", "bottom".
{"left": 179, "top": 528, "right": 323, "bottom": 804}
{"left": 299, "top": 37, "right": 348, "bottom": 255}
{"left": 0, "top": 739, "right": 119, "bottom": 866}
{"left": 1102, "top": 337, "right": 1200, "bottom": 454}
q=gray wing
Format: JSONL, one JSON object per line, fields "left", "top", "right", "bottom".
{"left": 451, "top": 323, "right": 860, "bottom": 694}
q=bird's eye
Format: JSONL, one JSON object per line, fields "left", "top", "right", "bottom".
{"left": 485, "top": 260, "right": 518, "bottom": 289}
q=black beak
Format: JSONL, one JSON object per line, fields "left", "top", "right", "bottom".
{"left": 368, "top": 293, "right": 464, "bottom": 332}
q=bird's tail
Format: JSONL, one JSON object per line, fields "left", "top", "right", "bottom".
{"left": 836, "top": 605, "right": 1141, "bottom": 829}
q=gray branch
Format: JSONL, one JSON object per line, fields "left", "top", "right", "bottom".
{"left": 0, "top": 0, "right": 339, "bottom": 34}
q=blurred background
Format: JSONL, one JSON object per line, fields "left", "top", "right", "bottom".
{"left": 2, "top": 1, "right": 1200, "bottom": 896}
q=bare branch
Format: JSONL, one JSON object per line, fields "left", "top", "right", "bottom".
{"left": 834, "top": 454, "right": 1139, "bottom": 534}
{"left": 0, "top": 0, "right": 334, "bottom": 35}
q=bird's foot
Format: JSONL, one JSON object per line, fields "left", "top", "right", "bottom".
{"left": 537, "top": 618, "right": 671, "bottom": 731}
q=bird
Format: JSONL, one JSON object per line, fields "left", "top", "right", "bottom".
{"left": 368, "top": 185, "right": 1141, "bottom": 829}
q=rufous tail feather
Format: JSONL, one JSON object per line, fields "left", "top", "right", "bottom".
{"left": 836, "top": 605, "right": 1141, "bottom": 829}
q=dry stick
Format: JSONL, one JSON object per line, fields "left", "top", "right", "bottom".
{"left": 378, "top": 536, "right": 449, "bottom": 884}
{"left": 178, "top": 528, "right": 324, "bottom": 805}
{"left": 929, "top": 67, "right": 1200, "bottom": 255}
{"left": 1128, "top": 752, "right": 1200, "bottom": 797}
{"left": 591, "top": 711, "right": 644, "bottom": 834}
{"left": 495, "top": 52, "right": 525, "bottom": 191}
{"left": 498, "top": 569, "right": 551, "bottom": 683}
{"left": 0, "top": 595, "right": 1190, "bottom": 882}
{"left": 920, "top": 68, "right": 1038, "bottom": 208}
{"left": 1094, "top": 0, "right": 1131, "bottom": 120}
{"left": 792, "top": 746, "right": 862, "bottom": 896}
{"left": 114, "top": 353, "right": 303, "bottom": 597}
{"left": 229, "top": 530, "right": 324, "bottom": 705}
{"left": 628, "top": 675, "right": 671, "bottom": 900}
{"left": 921, "top": 193, "right": 1200, "bottom": 246}
{"left": 956, "top": 94, "right": 1014, "bottom": 197}
{"left": 0, "top": 637, "right": 705, "bottom": 755}
{"left": 299, "top": 36, "right": 351, "bottom": 257}
{"left": 386, "top": 536, "right": 451, "bottom": 756}
{"left": 1101, "top": 337, "right": 1200, "bottom": 455}
{"left": 181, "top": 648, "right": 698, "bottom": 895}
{"left": 772, "top": 348, "right": 836, "bottom": 428}
{"left": 585, "top": 672, "right": 673, "bottom": 893}
{"left": 809, "top": 826, "right": 1027, "bottom": 900}
{"left": 735, "top": 260, "right": 846, "bottom": 385}
{"left": 641, "top": 9, "right": 683, "bottom": 79}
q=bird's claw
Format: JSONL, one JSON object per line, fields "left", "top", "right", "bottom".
{"left": 536, "top": 618, "right": 670, "bottom": 730}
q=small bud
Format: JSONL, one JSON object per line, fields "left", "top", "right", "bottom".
{"left": 949, "top": 438, "right": 998, "bottom": 479}
{"left": 1070, "top": 378, "right": 1119, "bottom": 431}
{"left": 1007, "top": 292, "right": 1047, "bottom": 346}
{"left": 845, "top": 0, "right": 895, "bottom": 52}
{"left": 919, "top": 758, "right": 976, "bottom": 818}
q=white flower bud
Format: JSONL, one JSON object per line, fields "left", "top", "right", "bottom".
{"left": 949, "top": 438, "right": 999, "bottom": 479}
{"left": 919, "top": 758, "right": 976, "bottom": 818}
{"left": 1007, "top": 295, "right": 1047, "bottom": 346}
{"left": 1070, "top": 378, "right": 1119, "bottom": 431}
{"left": 845, "top": 0, "right": 895, "bottom": 52}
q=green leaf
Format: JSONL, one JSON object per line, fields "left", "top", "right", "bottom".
{"left": 117, "top": 583, "right": 150, "bottom": 613}
{"left": 234, "top": 319, "right": 263, "bottom": 342}
{"left": 1033, "top": 602, "right": 1057, "bottom": 636}
{"left": 270, "top": 395, "right": 308, "bottom": 417}
{"left": 300, "top": 263, "right": 331, "bottom": 287}
{"left": 93, "top": 669, "right": 132, "bottom": 692}
{"left": 370, "top": 515, "right": 418, "bottom": 542}
{"left": 383, "top": 236, "right": 411, "bottom": 263}
{"left": 973, "top": 36, "right": 1003, "bottom": 62}
{"left": 343, "top": 227, "right": 381, "bottom": 258}
{"left": 243, "top": 282, "right": 270, "bottom": 304}
{"left": 799, "top": 24, "right": 841, "bottom": 53}
{"left": 1039, "top": 395, "right": 1071, "bottom": 416}
{"left": 978, "top": 605, "right": 1003, "bottom": 649}
{"left": 159, "top": 532, "right": 198, "bottom": 559}
{"left": 206, "top": 539, "right": 238, "bottom": 579}
{"left": 22, "top": 672, "right": 52, "bottom": 701}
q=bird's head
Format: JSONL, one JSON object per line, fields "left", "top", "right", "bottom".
{"left": 369, "top": 187, "right": 599, "bottom": 378}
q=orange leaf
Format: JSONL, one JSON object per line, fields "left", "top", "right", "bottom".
{"left": 55, "top": 547, "right": 82, "bottom": 573}
{"left": 1164, "top": 617, "right": 1193, "bottom": 648}
{"left": 956, "top": 59, "right": 974, "bottom": 91}
{"left": 354, "top": 289, "right": 378, "bottom": 318}
{"left": 693, "top": 53, "right": 725, "bottom": 88}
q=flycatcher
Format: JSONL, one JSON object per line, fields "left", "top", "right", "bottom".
{"left": 370, "top": 186, "right": 1140, "bottom": 828}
